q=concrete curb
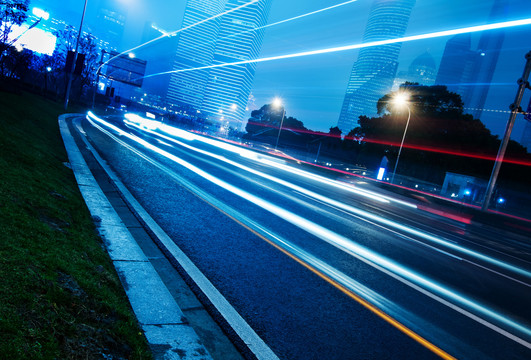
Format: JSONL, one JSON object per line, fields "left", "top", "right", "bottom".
{"left": 82, "top": 114, "right": 280, "bottom": 360}
{"left": 59, "top": 114, "right": 212, "bottom": 360}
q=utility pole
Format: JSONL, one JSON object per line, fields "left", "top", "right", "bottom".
{"left": 64, "top": 0, "right": 88, "bottom": 110}
{"left": 482, "top": 51, "right": 531, "bottom": 211}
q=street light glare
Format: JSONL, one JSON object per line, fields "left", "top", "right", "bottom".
{"left": 393, "top": 92, "right": 410, "bottom": 108}
{"left": 272, "top": 97, "right": 283, "bottom": 108}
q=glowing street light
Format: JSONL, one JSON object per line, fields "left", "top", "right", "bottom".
{"left": 390, "top": 91, "right": 411, "bottom": 185}
{"left": 273, "top": 97, "right": 286, "bottom": 151}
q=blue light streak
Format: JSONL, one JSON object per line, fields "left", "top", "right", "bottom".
{"left": 139, "top": 0, "right": 361, "bottom": 82}
{"left": 147, "top": 18, "right": 531, "bottom": 79}
{"left": 123, "top": 115, "right": 531, "bottom": 283}
{"left": 96, "top": 0, "right": 260, "bottom": 74}
{"left": 86, "top": 111, "right": 531, "bottom": 347}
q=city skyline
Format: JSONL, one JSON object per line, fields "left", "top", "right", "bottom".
{"left": 27, "top": 0, "right": 531, "bottom": 140}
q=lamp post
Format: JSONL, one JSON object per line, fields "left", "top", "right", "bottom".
{"left": 390, "top": 92, "right": 411, "bottom": 185}
{"left": 44, "top": 66, "right": 51, "bottom": 95}
{"left": 273, "top": 97, "right": 285, "bottom": 151}
{"left": 64, "top": 0, "right": 88, "bottom": 110}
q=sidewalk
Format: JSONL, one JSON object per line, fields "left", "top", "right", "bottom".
{"left": 59, "top": 114, "right": 248, "bottom": 360}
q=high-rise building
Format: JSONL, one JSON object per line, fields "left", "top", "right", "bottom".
{"left": 166, "top": 0, "right": 226, "bottom": 109}
{"left": 407, "top": 51, "right": 437, "bottom": 86}
{"left": 461, "top": 0, "right": 508, "bottom": 119}
{"left": 393, "top": 50, "right": 437, "bottom": 90}
{"left": 337, "top": 0, "right": 416, "bottom": 133}
{"left": 201, "top": 0, "right": 272, "bottom": 130}
{"left": 435, "top": 34, "right": 474, "bottom": 98}
{"left": 435, "top": 0, "right": 530, "bottom": 119}
{"left": 167, "top": 0, "right": 271, "bottom": 131}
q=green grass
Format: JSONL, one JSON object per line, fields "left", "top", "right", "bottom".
{"left": 0, "top": 91, "right": 152, "bottom": 359}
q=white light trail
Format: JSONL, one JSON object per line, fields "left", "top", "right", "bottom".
{"left": 139, "top": 0, "right": 360, "bottom": 81}
{"left": 149, "top": 18, "right": 531, "bottom": 78}
{"left": 86, "top": 111, "right": 531, "bottom": 347}
{"left": 124, "top": 115, "right": 396, "bottom": 204}
{"left": 125, "top": 117, "right": 531, "bottom": 283}
{"left": 96, "top": 0, "right": 260, "bottom": 74}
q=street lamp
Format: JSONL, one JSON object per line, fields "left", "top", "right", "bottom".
{"left": 390, "top": 92, "right": 411, "bottom": 185}
{"left": 273, "top": 97, "right": 286, "bottom": 151}
{"left": 64, "top": 0, "right": 88, "bottom": 110}
{"left": 44, "top": 66, "right": 52, "bottom": 95}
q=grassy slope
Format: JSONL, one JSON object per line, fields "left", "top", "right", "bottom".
{"left": 0, "top": 91, "right": 152, "bottom": 359}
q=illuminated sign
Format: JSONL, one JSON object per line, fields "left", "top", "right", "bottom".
{"left": 8, "top": 24, "right": 56, "bottom": 55}
{"left": 377, "top": 167, "right": 385, "bottom": 181}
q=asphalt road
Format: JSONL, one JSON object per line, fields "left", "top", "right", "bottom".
{"left": 74, "top": 113, "right": 531, "bottom": 360}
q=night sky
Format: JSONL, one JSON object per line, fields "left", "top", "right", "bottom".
{"left": 33, "top": 0, "right": 531, "bottom": 139}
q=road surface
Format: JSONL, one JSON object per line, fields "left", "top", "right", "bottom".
{"left": 71, "top": 113, "right": 531, "bottom": 360}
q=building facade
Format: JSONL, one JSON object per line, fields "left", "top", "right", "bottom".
{"left": 201, "top": 0, "right": 272, "bottom": 130}
{"left": 435, "top": 34, "right": 474, "bottom": 99}
{"left": 166, "top": 0, "right": 227, "bottom": 109}
{"left": 166, "top": 0, "right": 271, "bottom": 131}
{"left": 337, "top": 0, "right": 416, "bottom": 133}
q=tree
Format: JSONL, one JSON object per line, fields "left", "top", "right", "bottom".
{"left": 356, "top": 83, "right": 530, "bottom": 183}
{"left": 0, "top": 0, "right": 30, "bottom": 75}
{"left": 52, "top": 25, "right": 99, "bottom": 99}
{"left": 245, "top": 103, "right": 310, "bottom": 147}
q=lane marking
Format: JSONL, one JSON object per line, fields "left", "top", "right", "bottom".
{"left": 86, "top": 113, "right": 531, "bottom": 350}
{"left": 128, "top": 119, "right": 531, "bottom": 283}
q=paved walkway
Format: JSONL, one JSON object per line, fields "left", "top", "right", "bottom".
{"left": 59, "top": 114, "right": 248, "bottom": 360}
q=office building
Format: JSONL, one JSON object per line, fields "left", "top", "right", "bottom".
{"left": 94, "top": 0, "right": 127, "bottom": 51}
{"left": 393, "top": 50, "right": 437, "bottom": 89}
{"left": 337, "top": 0, "right": 416, "bottom": 133}
{"left": 435, "top": 34, "right": 474, "bottom": 98}
{"left": 166, "top": 0, "right": 226, "bottom": 109}
{"left": 435, "top": 0, "right": 531, "bottom": 119}
{"left": 201, "top": 0, "right": 272, "bottom": 130}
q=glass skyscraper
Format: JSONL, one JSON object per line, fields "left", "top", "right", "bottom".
{"left": 202, "top": 0, "right": 272, "bottom": 131}
{"left": 166, "top": 0, "right": 226, "bottom": 109}
{"left": 337, "top": 0, "right": 416, "bottom": 134}
{"left": 166, "top": 0, "right": 271, "bottom": 131}
{"left": 436, "top": 0, "right": 529, "bottom": 120}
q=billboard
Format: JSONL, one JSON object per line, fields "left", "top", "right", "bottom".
{"left": 8, "top": 24, "right": 56, "bottom": 56}
{"left": 105, "top": 52, "right": 147, "bottom": 87}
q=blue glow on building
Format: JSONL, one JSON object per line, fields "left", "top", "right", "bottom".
{"left": 166, "top": 0, "right": 226, "bottom": 109}
{"left": 166, "top": 0, "right": 271, "bottom": 131}
{"left": 337, "top": 0, "right": 416, "bottom": 133}
{"left": 201, "top": 0, "right": 272, "bottom": 131}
